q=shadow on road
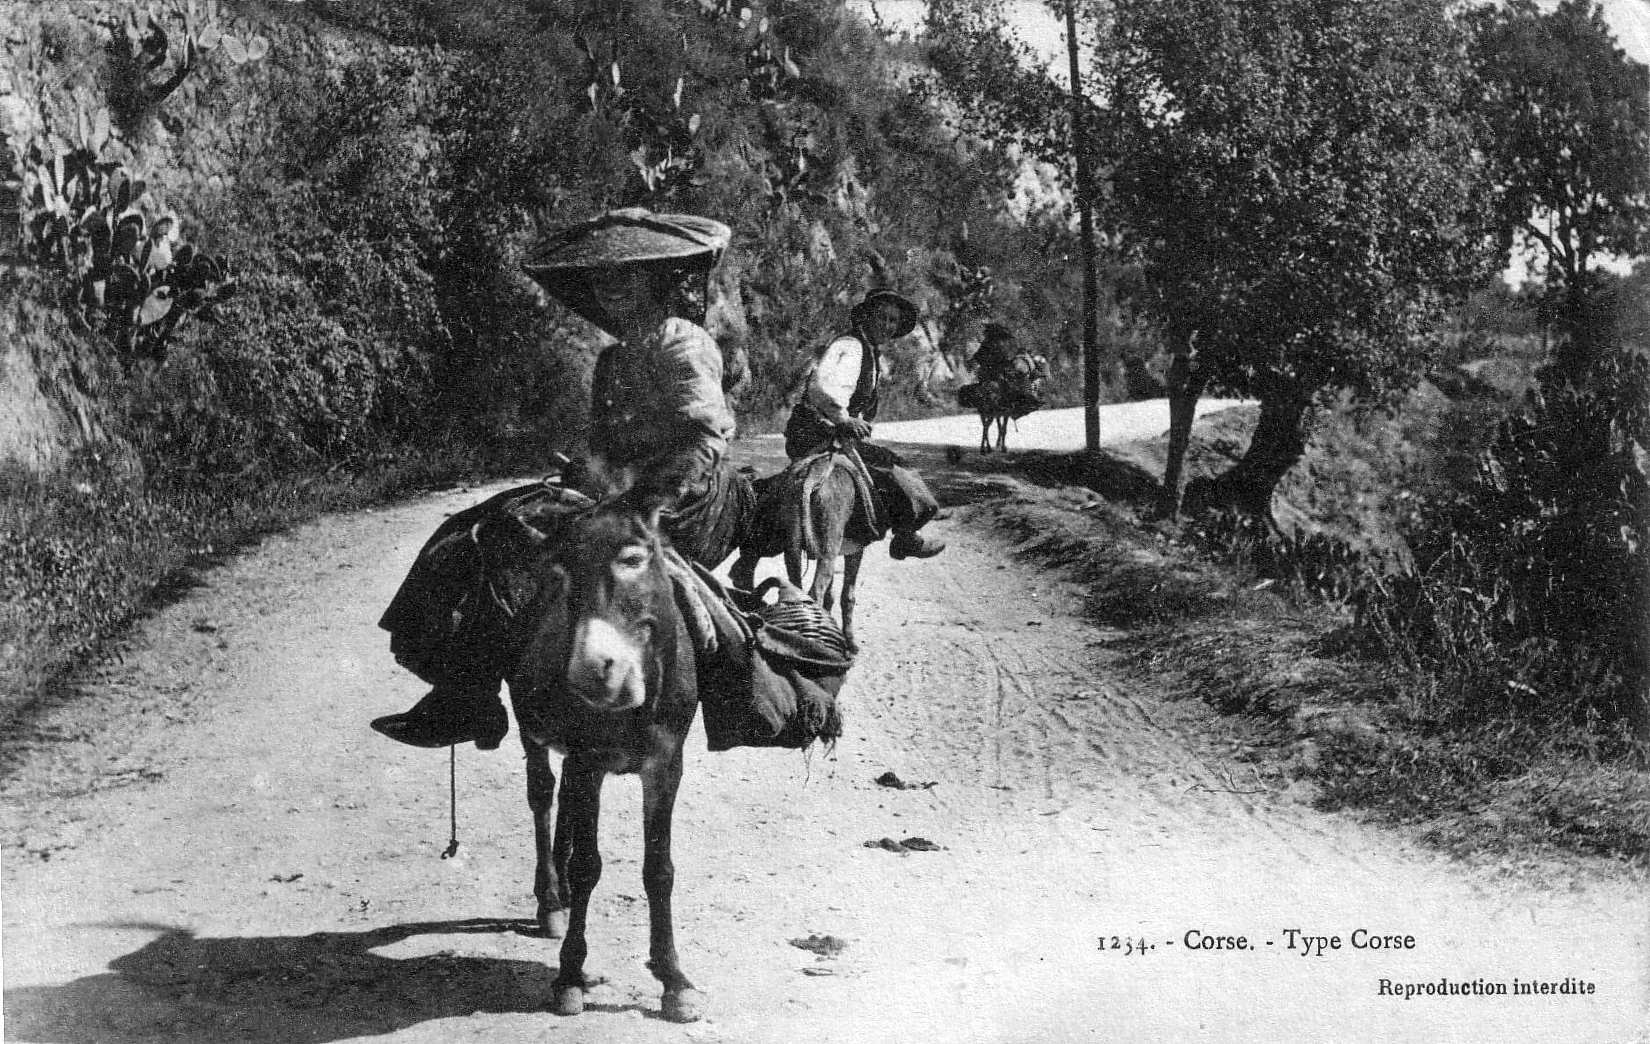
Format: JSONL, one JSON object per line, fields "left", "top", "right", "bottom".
{"left": 4, "top": 918, "right": 651, "bottom": 1042}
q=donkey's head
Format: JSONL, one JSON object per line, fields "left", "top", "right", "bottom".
{"left": 532, "top": 500, "right": 676, "bottom": 714}
{"left": 563, "top": 507, "right": 672, "bottom": 713}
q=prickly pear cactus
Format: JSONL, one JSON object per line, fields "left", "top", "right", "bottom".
{"left": 2, "top": 3, "right": 251, "bottom": 360}
{"left": 106, "top": 0, "right": 270, "bottom": 125}
{"left": 14, "top": 101, "right": 233, "bottom": 359}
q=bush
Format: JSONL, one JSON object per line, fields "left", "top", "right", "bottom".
{"left": 121, "top": 174, "right": 444, "bottom": 478}
{"left": 1359, "top": 345, "right": 1650, "bottom": 739}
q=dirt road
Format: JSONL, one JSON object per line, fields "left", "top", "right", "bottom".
{"left": 4, "top": 405, "right": 1647, "bottom": 1043}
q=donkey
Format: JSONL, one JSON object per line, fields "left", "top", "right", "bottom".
{"left": 501, "top": 499, "right": 708, "bottom": 1023}
{"left": 728, "top": 450, "right": 867, "bottom": 652}
{"left": 969, "top": 352, "right": 1051, "bottom": 453}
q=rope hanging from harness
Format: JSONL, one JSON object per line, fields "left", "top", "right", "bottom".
{"left": 440, "top": 744, "right": 460, "bottom": 859}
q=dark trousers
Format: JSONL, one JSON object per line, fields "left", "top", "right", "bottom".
{"left": 783, "top": 405, "right": 939, "bottom": 535}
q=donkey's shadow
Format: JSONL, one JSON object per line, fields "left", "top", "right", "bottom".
{"left": 5, "top": 918, "right": 650, "bottom": 1043}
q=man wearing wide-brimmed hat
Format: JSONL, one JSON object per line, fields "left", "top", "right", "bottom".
{"left": 372, "top": 208, "right": 746, "bottom": 750}
{"left": 784, "top": 288, "right": 945, "bottom": 560}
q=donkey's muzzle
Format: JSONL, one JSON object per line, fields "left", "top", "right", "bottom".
{"left": 566, "top": 618, "right": 647, "bottom": 711}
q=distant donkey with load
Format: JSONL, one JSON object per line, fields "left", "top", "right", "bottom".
{"left": 958, "top": 321, "right": 1051, "bottom": 453}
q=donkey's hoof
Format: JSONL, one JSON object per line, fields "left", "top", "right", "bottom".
{"left": 662, "top": 988, "right": 707, "bottom": 1023}
{"left": 552, "top": 985, "right": 585, "bottom": 1016}
{"left": 539, "top": 908, "right": 568, "bottom": 938}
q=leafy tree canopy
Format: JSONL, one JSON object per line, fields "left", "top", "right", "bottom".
{"left": 1465, "top": 0, "right": 1650, "bottom": 286}
{"left": 1113, "top": 0, "right": 1496, "bottom": 409}
{"left": 1464, "top": 0, "right": 1650, "bottom": 381}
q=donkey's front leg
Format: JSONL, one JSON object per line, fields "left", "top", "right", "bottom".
{"left": 840, "top": 549, "right": 863, "bottom": 653}
{"left": 811, "top": 526, "right": 841, "bottom": 612}
{"left": 552, "top": 755, "right": 606, "bottom": 1016}
{"left": 523, "top": 744, "right": 567, "bottom": 938}
{"left": 810, "top": 559, "right": 835, "bottom": 613}
{"left": 642, "top": 741, "right": 704, "bottom": 1022}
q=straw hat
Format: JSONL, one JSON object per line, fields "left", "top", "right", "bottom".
{"left": 524, "top": 208, "right": 731, "bottom": 333}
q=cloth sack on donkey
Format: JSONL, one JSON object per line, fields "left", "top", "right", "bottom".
{"left": 684, "top": 569, "right": 851, "bottom": 752}
{"left": 1001, "top": 352, "right": 1049, "bottom": 419}
{"left": 378, "top": 478, "right": 595, "bottom": 690}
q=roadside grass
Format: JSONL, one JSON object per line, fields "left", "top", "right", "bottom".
{"left": 959, "top": 387, "right": 1649, "bottom": 871}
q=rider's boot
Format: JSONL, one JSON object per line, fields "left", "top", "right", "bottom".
{"left": 889, "top": 530, "right": 946, "bottom": 560}
{"left": 371, "top": 681, "right": 508, "bottom": 749}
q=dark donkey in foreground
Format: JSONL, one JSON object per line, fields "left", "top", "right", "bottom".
{"left": 500, "top": 496, "right": 708, "bottom": 1023}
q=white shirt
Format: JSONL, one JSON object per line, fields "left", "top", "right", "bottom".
{"left": 807, "top": 335, "right": 869, "bottom": 424}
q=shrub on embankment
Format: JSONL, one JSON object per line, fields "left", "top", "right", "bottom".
{"left": 0, "top": 1, "right": 1108, "bottom": 719}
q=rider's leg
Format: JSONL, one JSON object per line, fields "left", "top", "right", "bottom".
{"left": 856, "top": 444, "right": 944, "bottom": 560}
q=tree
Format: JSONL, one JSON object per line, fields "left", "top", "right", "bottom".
{"left": 1111, "top": 0, "right": 1496, "bottom": 519}
{"left": 1465, "top": 0, "right": 1650, "bottom": 385}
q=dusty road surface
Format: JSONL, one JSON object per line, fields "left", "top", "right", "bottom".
{"left": 4, "top": 403, "right": 1647, "bottom": 1044}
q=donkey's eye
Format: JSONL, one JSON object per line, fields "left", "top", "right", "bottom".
{"left": 615, "top": 547, "right": 650, "bottom": 570}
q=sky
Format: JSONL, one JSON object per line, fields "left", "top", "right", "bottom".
{"left": 849, "top": 0, "right": 1650, "bottom": 68}
{"left": 850, "top": 0, "right": 1073, "bottom": 80}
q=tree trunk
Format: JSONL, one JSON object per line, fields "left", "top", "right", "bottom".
{"left": 1065, "top": 0, "right": 1101, "bottom": 452}
{"left": 1153, "top": 346, "right": 1205, "bottom": 520}
{"left": 1625, "top": 542, "right": 1650, "bottom": 756}
{"left": 1552, "top": 271, "right": 1618, "bottom": 387}
{"left": 1184, "top": 394, "right": 1313, "bottom": 524}
{"left": 1624, "top": 594, "right": 1650, "bottom": 758}
{"left": 1628, "top": 680, "right": 1650, "bottom": 759}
